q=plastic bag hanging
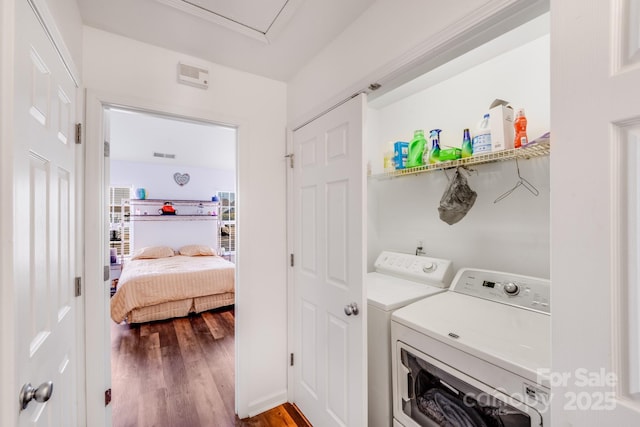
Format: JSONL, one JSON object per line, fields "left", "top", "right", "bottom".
{"left": 438, "top": 167, "right": 477, "bottom": 225}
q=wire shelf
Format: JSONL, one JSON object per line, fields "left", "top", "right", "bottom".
{"left": 369, "top": 137, "right": 550, "bottom": 180}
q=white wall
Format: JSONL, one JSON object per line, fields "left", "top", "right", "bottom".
{"left": 288, "top": 0, "right": 487, "bottom": 123}
{"left": 40, "top": 0, "right": 83, "bottom": 69}
{"left": 367, "top": 34, "right": 550, "bottom": 279}
{"left": 110, "top": 160, "right": 235, "bottom": 200}
{"left": 83, "top": 26, "right": 288, "bottom": 418}
{"left": 369, "top": 158, "right": 550, "bottom": 277}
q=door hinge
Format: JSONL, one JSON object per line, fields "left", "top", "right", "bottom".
{"left": 104, "top": 141, "right": 110, "bottom": 157}
{"left": 74, "top": 277, "right": 82, "bottom": 297}
{"left": 75, "top": 123, "right": 82, "bottom": 144}
{"left": 284, "top": 153, "right": 294, "bottom": 168}
{"left": 290, "top": 353, "right": 294, "bottom": 366}
{"left": 105, "top": 388, "right": 112, "bottom": 406}
{"left": 290, "top": 254, "right": 294, "bottom": 267}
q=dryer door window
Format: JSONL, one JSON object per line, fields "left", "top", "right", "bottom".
{"left": 396, "top": 343, "right": 543, "bottom": 426}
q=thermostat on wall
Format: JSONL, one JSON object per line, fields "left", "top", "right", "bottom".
{"left": 177, "top": 62, "right": 209, "bottom": 89}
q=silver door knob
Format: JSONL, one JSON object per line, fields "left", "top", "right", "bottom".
{"left": 19, "top": 381, "right": 53, "bottom": 410}
{"left": 344, "top": 302, "right": 359, "bottom": 316}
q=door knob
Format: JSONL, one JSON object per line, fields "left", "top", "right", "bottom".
{"left": 19, "top": 381, "right": 53, "bottom": 410}
{"left": 344, "top": 302, "right": 360, "bottom": 316}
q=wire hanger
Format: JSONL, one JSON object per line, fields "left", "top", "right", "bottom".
{"left": 494, "top": 157, "right": 539, "bottom": 203}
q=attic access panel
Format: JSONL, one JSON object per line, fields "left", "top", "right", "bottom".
{"left": 155, "top": 0, "right": 301, "bottom": 42}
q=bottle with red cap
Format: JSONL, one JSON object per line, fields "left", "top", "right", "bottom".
{"left": 514, "top": 108, "right": 528, "bottom": 148}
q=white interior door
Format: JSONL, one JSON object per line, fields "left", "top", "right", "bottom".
{"left": 13, "top": 1, "right": 79, "bottom": 425}
{"left": 552, "top": 0, "right": 640, "bottom": 424}
{"left": 292, "top": 94, "right": 367, "bottom": 426}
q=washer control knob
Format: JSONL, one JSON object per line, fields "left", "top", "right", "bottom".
{"left": 422, "top": 262, "right": 436, "bottom": 273}
{"left": 503, "top": 282, "right": 520, "bottom": 296}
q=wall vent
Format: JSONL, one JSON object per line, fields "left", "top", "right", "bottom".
{"left": 177, "top": 62, "right": 209, "bottom": 89}
{"left": 153, "top": 152, "right": 176, "bottom": 159}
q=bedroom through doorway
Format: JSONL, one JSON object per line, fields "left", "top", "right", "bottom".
{"left": 106, "top": 107, "right": 239, "bottom": 426}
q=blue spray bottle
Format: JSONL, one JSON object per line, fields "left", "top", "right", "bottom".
{"left": 461, "top": 128, "right": 473, "bottom": 158}
{"left": 427, "top": 129, "right": 441, "bottom": 164}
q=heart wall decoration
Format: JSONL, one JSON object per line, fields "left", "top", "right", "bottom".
{"left": 174, "top": 172, "right": 190, "bottom": 186}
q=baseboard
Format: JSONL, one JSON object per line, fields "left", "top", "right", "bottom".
{"left": 247, "top": 389, "right": 288, "bottom": 417}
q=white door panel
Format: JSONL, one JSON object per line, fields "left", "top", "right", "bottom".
{"left": 13, "top": 1, "right": 78, "bottom": 425}
{"left": 293, "top": 94, "right": 367, "bottom": 426}
{"left": 553, "top": 0, "right": 640, "bottom": 424}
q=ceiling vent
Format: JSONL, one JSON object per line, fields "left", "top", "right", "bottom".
{"left": 177, "top": 62, "right": 209, "bottom": 89}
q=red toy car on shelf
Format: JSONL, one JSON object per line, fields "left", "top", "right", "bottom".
{"left": 158, "top": 202, "right": 177, "bottom": 215}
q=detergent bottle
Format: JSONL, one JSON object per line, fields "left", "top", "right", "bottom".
{"left": 406, "top": 130, "right": 427, "bottom": 168}
{"left": 513, "top": 108, "right": 528, "bottom": 148}
{"left": 472, "top": 114, "right": 492, "bottom": 155}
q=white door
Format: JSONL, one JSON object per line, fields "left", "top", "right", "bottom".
{"left": 552, "top": 0, "right": 640, "bottom": 425}
{"left": 12, "top": 1, "right": 79, "bottom": 425}
{"left": 292, "top": 94, "right": 367, "bottom": 426}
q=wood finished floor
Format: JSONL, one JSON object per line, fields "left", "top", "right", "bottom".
{"left": 111, "top": 307, "right": 311, "bottom": 427}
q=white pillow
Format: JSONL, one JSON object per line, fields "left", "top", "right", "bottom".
{"left": 131, "top": 246, "right": 175, "bottom": 260}
{"left": 179, "top": 244, "right": 217, "bottom": 257}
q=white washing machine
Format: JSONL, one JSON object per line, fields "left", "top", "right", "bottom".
{"left": 367, "top": 251, "right": 454, "bottom": 427}
{"left": 391, "top": 268, "right": 551, "bottom": 426}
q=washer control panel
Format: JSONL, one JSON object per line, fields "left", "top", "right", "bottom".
{"left": 373, "top": 251, "right": 454, "bottom": 288}
{"left": 451, "top": 268, "right": 550, "bottom": 314}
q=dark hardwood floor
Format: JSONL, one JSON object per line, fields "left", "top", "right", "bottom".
{"left": 111, "top": 307, "right": 311, "bottom": 427}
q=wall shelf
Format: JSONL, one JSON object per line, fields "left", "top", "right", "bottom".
{"left": 369, "top": 134, "right": 550, "bottom": 180}
{"left": 128, "top": 199, "right": 219, "bottom": 206}
{"left": 128, "top": 199, "right": 219, "bottom": 217}
{"left": 130, "top": 215, "right": 219, "bottom": 221}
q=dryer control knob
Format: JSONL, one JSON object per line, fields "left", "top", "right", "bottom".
{"left": 503, "top": 282, "right": 520, "bottom": 296}
{"left": 422, "top": 262, "right": 437, "bottom": 273}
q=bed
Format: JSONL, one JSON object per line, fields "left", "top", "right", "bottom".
{"left": 110, "top": 245, "right": 235, "bottom": 324}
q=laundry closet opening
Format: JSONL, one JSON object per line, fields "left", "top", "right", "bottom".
{"left": 363, "top": 11, "right": 550, "bottom": 427}
{"left": 106, "top": 107, "right": 239, "bottom": 426}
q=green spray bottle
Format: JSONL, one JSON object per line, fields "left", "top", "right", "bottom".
{"left": 406, "top": 130, "right": 427, "bottom": 168}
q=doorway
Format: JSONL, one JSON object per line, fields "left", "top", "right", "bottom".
{"left": 106, "top": 106, "right": 238, "bottom": 426}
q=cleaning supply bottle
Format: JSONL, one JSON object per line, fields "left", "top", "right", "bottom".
{"left": 461, "top": 128, "right": 472, "bottom": 158}
{"left": 406, "top": 130, "right": 427, "bottom": 168}
{"left": 514, "top": 108, "right": 528, "bottom": 148}
{"left": 427, "top": 129, "right": 441, "bottom": 164}
{"left": 472, "top": 114, "right": 491, "bottom": 155}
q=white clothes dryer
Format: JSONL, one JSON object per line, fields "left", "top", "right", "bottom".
{"left": 367, "top": 251, "right": 453, "bottom": 427}
{"left": 391, "top": 268, "right": 551, "bottom": 427}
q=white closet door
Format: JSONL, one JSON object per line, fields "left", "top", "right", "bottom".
{"left": 292, "top": 94, "right": 367, "bottom": 426}
{"left": 552, "top": 0, "right": 640, "bottom": 424}
{"left": 12, "top": 1, "right": 80, "bottom": 425}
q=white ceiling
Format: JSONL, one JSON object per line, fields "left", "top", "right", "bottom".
{"left": 76, "top": 0, "right": 377, "bottom": 81}
{"left": 109, "top": 108, "right": 236, "bottom": 170}
{"left": 154, "top": 0, "right": 295, "bottom": 36}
